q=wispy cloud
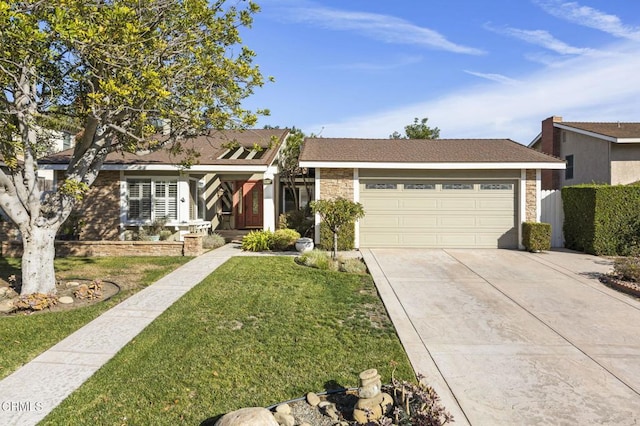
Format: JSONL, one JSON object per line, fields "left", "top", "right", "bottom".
{"left": 491, "top": 25, "right": 596, "bottom": 55}
{"left": 535, "top": 0, "right": 640, "bottom": 40}
{"left": 283, "top": 6, "right": 485, "bottom": 55}
{"left": 464, "top": 71, "right": 520, "bottom": 85}
{"left": 326, "top": 55, "right": 423, "bottom": 71}
{"left": 310, "top": 40, "right": 640, "bottom": 143}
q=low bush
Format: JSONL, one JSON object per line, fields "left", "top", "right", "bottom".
{"left": 522, "top": 222, "right": 551, "bottom": 252}
{"left": 203, "top": 233, "right": 226, "bottom": 250}
{"left": 339, "top": 258, "right": 368, "bottom": 275}
{"left": 241, "top": 230, "right": 273, "bottom": 252}
{"left": 271, "top": 229, "right": 301, "bottom": 250}
{"left": 613, "top": 257, "right": 640, "bottom": 283}
{"left": 297, "top": 250, "right": 367, "bottom": 275}
{"left": 278, "top": 210, "right": 314, "bottom": 237}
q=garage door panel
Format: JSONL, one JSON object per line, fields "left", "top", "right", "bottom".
{"left": 360, "top": 179, "right": 518, "bottom": 248}
{"left": 477, "top": 199, "right": 514, "bottom": 210}
{"left": 364, "top": 198, "right": 401, "bottom": 210}
{"left": 440, "top": 199, "right": 477, "bottom": 209}
{"left": 439, "top": 216, "right": 476, "bottom": 227}
{"left": 361, "top": 215, "right": 401, "bottom": 227}
{"left": 478, "top": 216, "right": 515, "bottom": 227}
{"left": 401, "top": 199, "right": 439, "bottom": 209}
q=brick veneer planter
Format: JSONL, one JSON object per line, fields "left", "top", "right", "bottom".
{"left": 2, "top": 234, "right": 204, "bottom": 258}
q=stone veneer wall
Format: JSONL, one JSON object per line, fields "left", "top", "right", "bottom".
{"left": 2, "top": 234, "right": 203, "bottom": 258}
{"left": 77, "top": 170, "right": 121, "bottom": 240}
{"left": 525, "top": 169, "right": 537, "bottom": 222}
{"left": 319, "top": 168, "right": 354, "bottom": 200}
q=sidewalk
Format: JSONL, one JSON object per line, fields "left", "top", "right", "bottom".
{"left": 0, "top": 244, "right": 238, "bottom": 426}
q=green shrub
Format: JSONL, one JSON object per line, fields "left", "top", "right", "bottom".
{"left": 297, "top": 250, "right": 367, "bottom": 274}
{"left": 613, "top": 257, "right": 640, "bottom": 283}
{"left": 319, "top": 221, "right": 355, "bottom": 251}
{"left": 278, "top": 210, "right": 314, "bottom": 237}
{"left": 297, "top": 250, "right": 339, "bottom": 271}
{"left": 522, "top": 222, "right": 551, "bottom": 252}
{"left": 241, "top": 230, "right": 273, "bottom": 252}
{"left": 563, "top": 185, "right": 640, "bottom": 255}
{"left": 203, "top": 233, "right": 226, "bottom": 250}
{"left": 339, "top": 258, "right": 367, "bottom": 275}
{"left": 159, "top": 230, "right": 173, "bottom": 241}
{"left": 271, "top": 229, "right": 301, "bottom": 250}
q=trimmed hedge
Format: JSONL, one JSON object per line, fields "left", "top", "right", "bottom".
{"left": 319, "top": 222, "right": 355, "bottom": 251}
{"left": 562, "top": 185, "right": 640, "bottom": 255}
{"left": 522, "top": 222, "right": 551, "bottom": 252}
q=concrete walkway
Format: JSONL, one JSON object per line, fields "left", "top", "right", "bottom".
{"left": 0, "top": 244, "right": 238, "bottom": 426}
{"left": 362, "top": 248, "right": 640, "bottom": 425}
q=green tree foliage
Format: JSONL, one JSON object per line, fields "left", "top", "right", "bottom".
{"left": 278, "top": 127, "right": 313, "bottom": 212}
{"left": 390, "top": 117, "right": 440, "bottom": 139}
{"left": 311, "top": 198, "right": 365, "bottom": 258}
{"left": 0, "top": 0, "right": 268, "bottom": 294}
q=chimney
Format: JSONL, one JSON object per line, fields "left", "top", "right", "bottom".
{"left": 541, "top": 116, "right": 562, "bottom": 190}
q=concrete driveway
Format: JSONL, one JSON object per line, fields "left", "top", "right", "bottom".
{"left": 362, "top": 249, "right": 640, "bottom": 425}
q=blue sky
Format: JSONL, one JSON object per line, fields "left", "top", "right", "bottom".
{"left": 240, "top": 0, "right": 640, "bottom": 144}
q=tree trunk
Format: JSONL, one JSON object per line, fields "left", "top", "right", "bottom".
{"left": 20, "top": 225, "right": 57, "bottom": 295}
{"left": 332, "top": 228, "right": 338, "bottom": 259}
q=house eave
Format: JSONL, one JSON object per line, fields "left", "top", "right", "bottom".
{"left": 554, "top": 123, "right": 640, "bottom": 143}
{"left": 299, "top": 161, "right": 566, "bottom": 170}
{"left": 40, "top": 164, "right": 270, "bottom": 172}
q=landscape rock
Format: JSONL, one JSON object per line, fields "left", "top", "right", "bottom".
{"left": 0, "top": 299, "right": 15, "bottom": 313}
{"left": 306, "top": 392, "right": 320, "bottom": 407}
{"left": 65, "top": 281, "right": 80, "bottom": 288}
{"left": 274, "top": 403, "right": 291, "bottom": 415}
{"left": 272, "top": 412, "right": 295, "bottom": 426}
{"left": 58, "top": 296, "right": 74, "bottom": 304}
{"left": 214, "top": 407, "right": 278, "bottom": 426}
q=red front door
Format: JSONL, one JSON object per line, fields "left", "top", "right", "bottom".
{"left": 236, "top": 180, "right": 263, "bottom": 228}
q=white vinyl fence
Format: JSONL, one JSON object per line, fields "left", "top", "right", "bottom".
{"left": 540, "top": 189, "right": 564, "bottom": 248}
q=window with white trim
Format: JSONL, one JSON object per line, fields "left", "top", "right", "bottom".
{"left": 127, "top": 179, "right": 178, "bottom": 221}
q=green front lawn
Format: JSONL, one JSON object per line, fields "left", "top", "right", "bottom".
{"left": 42, "top": 256, "right": 414, "bottom": 425}
{"left": 0, "top": 256, "right": 191, "bottom": 380}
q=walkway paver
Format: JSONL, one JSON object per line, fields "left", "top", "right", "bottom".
{"left": 0, "top": 244, "right": 237, "bottom": 426}
{"left": 363, "top": 248, "right": 640, "bottom": 425}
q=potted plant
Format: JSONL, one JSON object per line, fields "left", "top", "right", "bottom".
{"left": 145, "top": 217, "right": 168, "bottom": 241}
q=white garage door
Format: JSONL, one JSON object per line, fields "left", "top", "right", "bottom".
{"left": 359, "top": 180, "right": 518, "bottom": 248}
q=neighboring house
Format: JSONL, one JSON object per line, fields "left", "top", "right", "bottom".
{"left": 530, "top": 116, "right": 640, "bottom": 190}
{"left": 299, "top": 138, "right": 564, "bottom": 249}
{"left": 39, "top": 128, "right": 290, "bottom": 240}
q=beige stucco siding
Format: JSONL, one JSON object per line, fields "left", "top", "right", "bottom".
{"left": 560, "top": 131, "right": 610, "bottom": 185}
{"left": 610, "top": 144, "right": 640, "bottom": 185}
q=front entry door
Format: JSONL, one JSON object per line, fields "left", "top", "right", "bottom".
{"left": 238, "top": 181, "right": 263, "bottom": 228}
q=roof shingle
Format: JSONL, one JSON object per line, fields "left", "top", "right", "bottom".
{"left": 300, "top": 138, "right": 564, "bottom": 164}
{"left": 558, "top": 122, "right": 640, "bottom": 139}
{"left": 40, "top": 129, "right": 288, "bottom": 166}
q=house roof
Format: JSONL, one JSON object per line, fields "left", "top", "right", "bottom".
{"left": 40, "top": 129, "right": 289, "bottom": 171}
{"left": 557, "top": 122, "right": 640, "bottom": 140}
{"left": 299, "top": 138, "right": 565, "bottom": 169}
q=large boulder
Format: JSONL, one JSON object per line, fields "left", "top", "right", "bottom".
{"left": 214, "top": 407, "right": 278, "bottom": 426}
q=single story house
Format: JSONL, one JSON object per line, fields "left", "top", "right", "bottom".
{"left": 299, "top": 138, "right": 565, "bottom": 249}
{"left": 530, "top": 116, "right": 640, "bottom": 190}
{"left": 40, "top": 129, "right": 292, "bottom": 240}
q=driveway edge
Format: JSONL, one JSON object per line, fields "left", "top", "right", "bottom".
{"left": 361, "top": 249, "right": 470, "bottom": 425}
